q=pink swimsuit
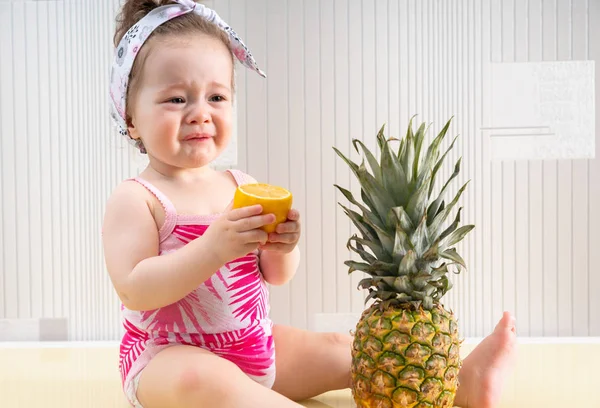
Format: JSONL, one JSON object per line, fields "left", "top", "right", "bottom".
{"left": 119, "top": 169, "right": 276, "bottom": 408}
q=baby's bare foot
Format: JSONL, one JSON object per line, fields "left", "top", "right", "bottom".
{"left": 454, "top": 312, "right": 517, "bottom": 408}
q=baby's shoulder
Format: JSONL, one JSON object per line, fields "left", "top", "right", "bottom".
{"left": 110, "top": 178, "right": 151, "bottom": 199}
{"left": 105, "top": 179, "right": 154, "bottom": 214}
{"left": 102, "top": 179, "right": 160, "bottom": 235}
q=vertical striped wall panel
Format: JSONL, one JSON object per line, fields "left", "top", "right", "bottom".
{"left": 0, "top": 0, "right": 134, "bottom": 341}
{"left": 0, "top": 0, "right": 598, "bottom": 340}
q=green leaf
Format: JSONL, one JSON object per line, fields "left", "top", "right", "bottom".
{"left": 341, "top": 199, "right": 397, "bottom": 259}
{"left": 333, "top": 147, "right": 390, "bottom": 226}
{"left": 432, "top": 275, "right": 452, "bottom": 300}
{"left": 402, "top": 131, "right": 415, "bottom": 183}
{"left": 392, "top": 228, "right": 413, "bottom": 264}
{"left": 355, "top": 163, "right": 397, "bottom": 224}
{"left": 381, "top": 138, "right": 410, "bottom": 208}
{"left": 406, "top": 173, "right": 432, "bottom": 226}
{"left": 334, "top": 184, "right": 370, "bottom": 215}
{"left": 421, "top": 239, "right": 440, "bottom": 262}
{"left": 358, "top": 276, "right": 399, "bottom": 292}
{"left": 353, "top": 139, "right": 382, "bottom": 184}
{"left": 440, "top": 248, "right": 467, "bottom": 269}
{"left": 365, "top": 290, "right": 379, "bottom": 304}
{"left": 339, "top": 204, "right": 378, "bottom": 243}
{"left": 397, "top": 138, "right": 406, "bottom": 161}
{"left": 441, "top": 157, "right": 463, "bottom": 194}
{"left": 436, "top": 157, "right": 462, "bottom": 202}
{"left": 370, "top": 222, "right": 396, "bottom": 257}
{"left": 412, "top": 122, "right": 429, "bottom": 182}
{"left": 360, "top": 188, "right": 378, "bottom": 218}
{"left": 421, "top": 296, "right": 434, "bottom": 310}
{"left": 430, "top": 263, "right": 449, "bottom": 279}
{"left": 357, "top": 277, "right": 376, "bottom": 290}
{"left": 411, "top": 289, "right": 435, "bottom": 310}
{"left": 442, "top": 225, "right": 475, "bottom": 250}
{"left": 399, "top": 250, "right": 417, "bottom": 275}
{"left": 412, "top": 271, "right": 432, "bottom": 290}
{"left": 396, "top": 293, "right": 414, "bottom": 302}
{"left": 390, "top": 207, "right": 415, "bottom": 233}
{"left": 376, "top": 277, "right": 396, "bottom": 292}
{"left": 333, "top": 146, "right": 360, "bottom": 176}
{"left": 345, "top": 261, "right": 394, "bottom": 277}
{"left": 348, "top": 235, "right": 390, "bottom": 262}
{"left": 347, "top": 239, "right": 378, "bottom": 264}
{"left": 411, "top": 216, "right": 431, "bottom": 257}
{"left": 334, "top": 184, "right": 385, "bottom": 230}
{"left": 427, "top": 157, "right": 462, "bottom": 225}
{"left": 416, "top": 117, "right": 453, "bottom": 189}
{"left": 373, "top": 261, "right": 398, "bottom": 274}
{"left": 392, "top": 275, "right": 413, "bottom": 292}
{"left": 368, "top": 289, "right": 398, "bottom": 303}
{"left": 440, "top": 275, "right": 452, "bottom": 295}
{"left": 429, "top": 136, "right": 459, "bottom": 199}
{"left": 345, "top": 260, "right": 371, "bottom": 274}
{"left": 438, "top": 207, "right": 463, "bottom": 242}
{"left": 376, "top": 123, "right": 387, "bottom": 151}
{"left": 428, "top": 181, "right": 470, "bottom": 238}
{"left": 403, "top": 116, "right": 416, "bottom": 150}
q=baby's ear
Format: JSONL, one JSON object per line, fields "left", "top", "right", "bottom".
{"left": 126, "top": 113, "right": 134, "bottom": 129}
{"left": 127, "top": 115, "right": 140, "bottom": 140}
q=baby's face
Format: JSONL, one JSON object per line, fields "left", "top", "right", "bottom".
{"left": 128, "top": 33, "right": 234, "bottom": 171}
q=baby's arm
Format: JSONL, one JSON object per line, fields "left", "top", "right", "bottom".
{"left": 102, "top": 182, "right": 271, "bottom": 311}
{"left": 259, "top": 246, "right": 301, "bottom": 286}
{"left": 102, "top": 182, "right": 224, "bottom": 311}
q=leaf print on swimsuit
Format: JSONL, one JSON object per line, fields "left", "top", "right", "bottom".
{"left": 227, "top": 255, "right": 269, "bottom": 323}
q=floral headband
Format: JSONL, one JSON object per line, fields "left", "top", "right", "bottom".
{"left": 109, "top": 0, "right": 266, "bottom": 151}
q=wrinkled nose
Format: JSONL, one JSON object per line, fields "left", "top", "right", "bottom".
{"left": 188, "top": 101, "right": 211, "bottom": 124}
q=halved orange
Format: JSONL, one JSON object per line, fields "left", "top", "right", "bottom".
{"left": 232, "top": 183, "right": 293, "bottom": 233}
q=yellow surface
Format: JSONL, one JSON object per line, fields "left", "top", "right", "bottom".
{"left": 233, "top": 183, "right": 293, "bottom": 233}
{"left": 0, "top": 341, "right": 599, "bottom": 407}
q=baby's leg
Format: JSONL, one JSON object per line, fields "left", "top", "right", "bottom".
{"left": 136, "top": 344, "right": 303, "bottom": 408}
{"left": 272, "top": 312, "right": 517, "bottom": 408}
{"left": 271, "top": 324, "right": 353, "bottom": 401}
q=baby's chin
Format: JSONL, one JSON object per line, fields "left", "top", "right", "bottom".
{"left": 179, "top": 151, "right": 221, "bottom": 170}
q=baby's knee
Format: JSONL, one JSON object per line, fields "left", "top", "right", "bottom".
{"left": 174, "top": 359, "right": 237, "bottom": 401}
{"left": 175, "top": 365, "right": 207, "bottom": 395}
{"left": 327, "top": 331, "right": 353, "bottom": 348}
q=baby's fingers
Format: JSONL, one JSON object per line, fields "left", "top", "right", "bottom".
{"left": 236, "top": 213, "right": 276, "bottom": 232}
{"left": 275, "top": 220, "right": 300, "bottom": 234}
{"left": 268, "top": 232, "right": 299, "bottom": 244}
{"left": 240, "top": 229, "right": 269, "bottom": 245}
{"left": 286, "top": 209, "right": 301, "bottom": 221}
{"left": 227, "top": 204, "right": 263, "bottom": 221}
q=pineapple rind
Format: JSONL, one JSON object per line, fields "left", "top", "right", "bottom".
{"left": 351, "top": 303, "right": 462, "bottom": 408}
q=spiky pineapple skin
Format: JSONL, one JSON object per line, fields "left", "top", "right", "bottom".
{"left": 351, "top": 302, "right": 462, "bottom": 408}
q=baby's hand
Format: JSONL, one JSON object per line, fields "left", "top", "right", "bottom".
{"left": 260, "top": 209, "right": 301, "bottom": 253}
{"left": 204, "top": 204, "right": 274, "bottom": 265}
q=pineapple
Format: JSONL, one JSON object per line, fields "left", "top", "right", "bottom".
{"left": 333, "top": 117, "right": 474, "bottom": 408}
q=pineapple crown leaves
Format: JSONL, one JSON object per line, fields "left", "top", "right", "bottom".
{"left": 333, "top": 116, "right": 475, "bottom": 310}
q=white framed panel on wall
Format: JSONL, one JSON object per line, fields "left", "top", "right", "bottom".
{"left": 485, "top": 61, "right": 595, "bottom": 161}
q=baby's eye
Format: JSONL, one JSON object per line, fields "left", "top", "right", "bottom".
{"left": 168, "top": 97, "right": 185, "bottom": 104}
{"left": 210, "top": 95, "right": 226, "bottom": 102}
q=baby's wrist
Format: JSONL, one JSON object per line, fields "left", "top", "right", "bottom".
{"left": 196, "top": 236, "right": 227, "bottom": 269}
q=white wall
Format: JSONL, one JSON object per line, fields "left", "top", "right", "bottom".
{"left": 0, "top": 0, "right": 598, "bottom": 341}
